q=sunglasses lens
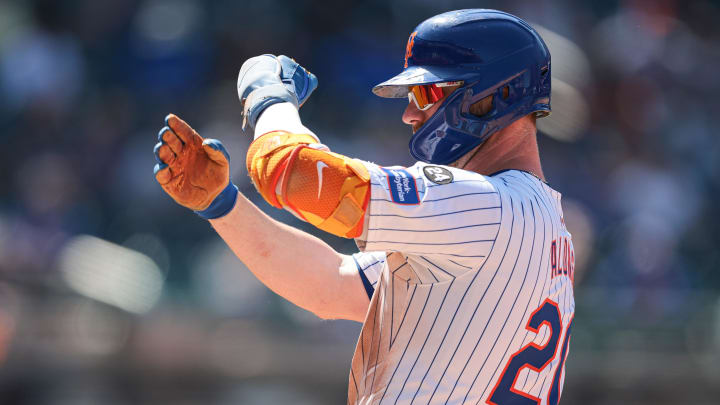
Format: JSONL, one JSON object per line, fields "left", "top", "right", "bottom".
{"left": 427, "top": 85, "right": 443, "bottom": 103}
{"left": 409, "top": 84, "right": 446, "bottom": 110}
{"left": 410, "top": 85, "right": 430, "bottom": 109}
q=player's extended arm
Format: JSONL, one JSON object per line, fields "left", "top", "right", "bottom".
{"left": 153, "top": 114, "right": 370, "bottom": 322}
{"left": 239, "top": 55, "right": 371, "bottom": 239}
{"left": 210, "top": 193, "right": 368, "bottom": 321}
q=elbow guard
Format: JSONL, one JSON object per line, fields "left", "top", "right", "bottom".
{"left": 246, "top": 131, "right": 370, "bottom": 238}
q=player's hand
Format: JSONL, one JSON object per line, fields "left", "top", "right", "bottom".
{"left": 154, "top": 114, "right": 238, "bottom": 219}
{"left": 276, "top": 55, "right": 318, "bottom": 107}
{"left": 237, "top": 54, "right": 318, "bottom": 131}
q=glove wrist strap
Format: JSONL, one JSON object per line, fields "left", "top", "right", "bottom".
{"left": 243, "top": 84, "right": 299, "bottom": 130}
{"left": 195, "top": 182, "right": 239, "bottom": 220}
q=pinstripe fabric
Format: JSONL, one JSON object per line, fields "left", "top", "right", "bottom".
{"left": 349, "top": 164, "right": 575, "bottom": 405}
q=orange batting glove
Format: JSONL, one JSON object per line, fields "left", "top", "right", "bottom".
{"left": 153, "top": 114, "right": 238, "bottom": 219}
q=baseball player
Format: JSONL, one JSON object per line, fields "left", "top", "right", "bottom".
{"left": 153, "top": 9, "right": 575, "bottom": 405}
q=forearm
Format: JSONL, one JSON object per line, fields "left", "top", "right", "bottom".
{"left": 209, "top": 190, "right": 369, "bottom": 322}
{"left": 254, "top": 102, "right": 317, "bottom": 140}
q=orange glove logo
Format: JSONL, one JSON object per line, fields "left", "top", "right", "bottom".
{"left": 154, "top": 114, "right": 230, "bottom": 211}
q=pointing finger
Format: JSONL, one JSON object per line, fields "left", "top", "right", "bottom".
{"left": 165, "top": 113, "right": 201, "bottom": 146}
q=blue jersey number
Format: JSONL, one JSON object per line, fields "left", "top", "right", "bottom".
{"left": 487, "top": 299, "right": 572, "bottom": 405}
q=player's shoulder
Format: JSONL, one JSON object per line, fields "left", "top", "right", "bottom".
{"left": 360, "top": 160, "right": 557, "bottom": 203}
{"left": 404, "top": 163, "right": 552, "bottom": 197}
{"left": 405, "top": 164, "right": 560, "bottom": 202}
{"left": 488, "top": 169, "right": 563, "bottom": 207}
{"left": 406, "top": 161, "right": 498, "bottom": 192}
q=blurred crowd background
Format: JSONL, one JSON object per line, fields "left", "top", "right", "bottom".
{"left": 0, "top": 0, "right": 719, "bottom": 403}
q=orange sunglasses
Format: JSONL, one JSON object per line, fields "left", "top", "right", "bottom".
{"left": 408, "top": 81, "right": 464, "bottom": 110}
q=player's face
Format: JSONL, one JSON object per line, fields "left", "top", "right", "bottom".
{"left": 402, "top": 85, "right": 461, "bottom": 133}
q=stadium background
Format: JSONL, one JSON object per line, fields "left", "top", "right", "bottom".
{"left": 1, "top": 0, "right": 719, "bottom": 403}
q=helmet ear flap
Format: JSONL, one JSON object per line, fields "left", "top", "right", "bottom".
{"left": 466, "top": 81, "right": 514, "bottom": 119}
{"left": 469, "top": 94, "right": 495, "bottom": 118}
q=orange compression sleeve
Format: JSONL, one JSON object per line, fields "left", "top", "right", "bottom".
{"left": 246, "top": 131, "right": 371, "bottom": 238}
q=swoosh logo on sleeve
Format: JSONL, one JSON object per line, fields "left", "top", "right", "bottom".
{"left": 316, "top": 161, "right": 329, "bottom": 199}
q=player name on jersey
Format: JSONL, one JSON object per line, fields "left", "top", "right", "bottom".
{"left": 551, "top": 237, "right": 575, "bottom": 282}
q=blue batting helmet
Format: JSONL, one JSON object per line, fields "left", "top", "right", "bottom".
{"left": 373, "top": 9, "right": 551, "bottom": 165}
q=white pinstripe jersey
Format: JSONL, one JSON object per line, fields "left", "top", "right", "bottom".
{"left": 348, "top": 162, "right": 575, "bottom": 405}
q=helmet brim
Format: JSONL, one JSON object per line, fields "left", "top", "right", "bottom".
{"left": 372, "top": 65, "right": 468, "bottom": 98}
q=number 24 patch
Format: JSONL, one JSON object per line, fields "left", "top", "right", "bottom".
{"left": 423, "top": 165, "right": 454, "bottom": 185}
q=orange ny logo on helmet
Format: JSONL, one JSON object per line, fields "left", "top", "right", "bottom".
{"left": 404, "top": 31, "right": 417, "bottom": 68}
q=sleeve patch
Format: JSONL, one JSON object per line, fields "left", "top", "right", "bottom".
{"left": 422, "top": 165, "right": 454, "bottom": 185}
{"left": 381, "top": 167, "right": 420, "bottom": 205}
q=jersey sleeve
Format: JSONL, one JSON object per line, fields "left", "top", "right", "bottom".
{"left": 357, "top": 162, "right": 502, "bottom": 260}
{"left": 351, "top": 251, "right": 386, "bottom": 299}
